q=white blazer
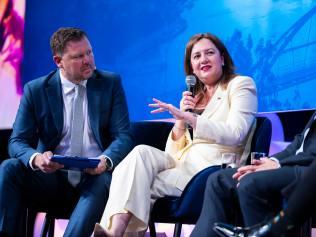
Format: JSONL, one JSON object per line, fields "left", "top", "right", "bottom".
{"left": 164, "top": 75, "right": 258, "bottom": 191}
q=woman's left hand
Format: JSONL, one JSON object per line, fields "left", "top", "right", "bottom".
{"left": 149, "top": 98, "right": 186, "bottom": 120}
{"left": 149, "top": 98, "right": 198, "bottom": 129}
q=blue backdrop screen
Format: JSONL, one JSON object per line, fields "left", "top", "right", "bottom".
{"left": 23, "top": 0, "right": 316, "bottom": 121}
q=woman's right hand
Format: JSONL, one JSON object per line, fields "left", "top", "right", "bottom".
{"left": 180, "top": 91, "right": 197, "bottom": 112}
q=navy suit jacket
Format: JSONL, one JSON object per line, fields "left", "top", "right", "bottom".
{"left": 273, "top": 112, "right": 316, "bottom": 167}
{"left": 8, "top": 69, "right": 133, "bottom": 169}
{"left": 274, "top": 112, "right": 316, "bottom": 197}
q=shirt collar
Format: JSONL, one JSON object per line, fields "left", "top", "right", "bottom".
{"left": 59, "top": 70, "right": 87, "bottom": 95}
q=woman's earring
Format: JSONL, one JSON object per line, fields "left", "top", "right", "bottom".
{"left": 222, "top": 62, "right": 225, "bottom": 66}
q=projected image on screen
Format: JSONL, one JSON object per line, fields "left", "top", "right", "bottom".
{"left": 0, "top": 0, "right": 24, "bottom": 129}
{"left": 226, "top": 6, "right": 316, "bottom": 113}
{"left": 23, "top": 0, "right": 316, "bottom": 121}
{"left": 85, "top": 0, "right": 316, "bottom": 120}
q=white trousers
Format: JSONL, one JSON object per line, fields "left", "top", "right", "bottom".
{"left": 100, "top": 145, "right": 182, "bottom": 235}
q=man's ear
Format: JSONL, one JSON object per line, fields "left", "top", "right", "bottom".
{"left": 53, "top": 55, "right": 62, "bottom": 68}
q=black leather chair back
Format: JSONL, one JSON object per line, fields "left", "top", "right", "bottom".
{"left": 246, "top": 116, "right": 272, "bottom": 164}
{"left": 0, "top": 129, "right": 12, "bottom": 163}
{"left": 130, "top": 121, "right": 174, "bottom": 149}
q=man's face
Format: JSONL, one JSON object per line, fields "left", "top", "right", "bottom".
{"left": 54, "top": 36, "right": 95, "bottom": 83}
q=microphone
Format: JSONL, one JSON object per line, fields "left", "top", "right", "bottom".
{"left": 185, "top": 75, "right": 197, "bottom": 97}
{"left": 185, "top": 75, "right": 197, "bottom": 112}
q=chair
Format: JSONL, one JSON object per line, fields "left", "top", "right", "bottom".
{"left": 0, "top": 129, "right": 12, "bottom": 164}
{"left": 26, "top": 203, "right": 75, "bottom": 237}
{"left": 148, "top": 116, "right": 272, "bottom": 237}
{"left": 301, "top": 212, "right": 316, "bottom": 237}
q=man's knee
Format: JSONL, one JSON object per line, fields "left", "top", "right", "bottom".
{"left": 237, "top": 172, "right": 259, "bottom": 196}
{"left": 206, "top": 168, "right": 236, "bottom": 194}
{"left": 0, "top": 159, "right": 24, "bottom": 178}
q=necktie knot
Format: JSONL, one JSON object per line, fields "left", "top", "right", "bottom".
{"left": 75, "top": 84, "right": 85, "bottom": 98}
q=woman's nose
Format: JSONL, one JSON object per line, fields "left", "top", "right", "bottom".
{"left": 200, "top": 53, "right": 209, "bottom": 63}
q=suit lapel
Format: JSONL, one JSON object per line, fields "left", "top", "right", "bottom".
{"left": 297, "top": 112, "right": 316, "bottom": 153}
{"left": 46, "top": 71, "right": 63, "bottom": 136}
{"left": 202, "top": 85, "right": 225, "bottom": 117}
{"left": 305, "top": 112, "right": 316, "bottom": 130}
{"left": 302, "top": 112, "right": 316, "bottom": 142}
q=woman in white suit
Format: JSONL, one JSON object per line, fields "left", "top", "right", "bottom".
{"left": 94, "top": 33, "right": 258, "bottom": 237}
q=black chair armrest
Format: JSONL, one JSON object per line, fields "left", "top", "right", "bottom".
{"left": 130, "top": 121, "right": 174, "bottom": 149}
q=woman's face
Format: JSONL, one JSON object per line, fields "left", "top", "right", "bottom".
{"left": 190, "top": 38, "right": 224, "bottom": 86}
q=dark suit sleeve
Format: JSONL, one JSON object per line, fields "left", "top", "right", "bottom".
{"left": 8, "top": 83, "right": 39, "bottom": 167}
{"left": 272, "top": 133, "right": 303, "bottom": 161}
{"left": 273, "top": 112, "right": 316, "bottom": 166}
{"left": 102, "top": 76, "right": 133, "bottom": 168}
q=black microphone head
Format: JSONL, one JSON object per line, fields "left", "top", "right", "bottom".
{"left": 185, "top": 75, "right": 197, "bottom": 87}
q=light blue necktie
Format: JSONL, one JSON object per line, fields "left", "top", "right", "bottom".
{"left": 68, "top": 84, "right": 85, "bottom": 186}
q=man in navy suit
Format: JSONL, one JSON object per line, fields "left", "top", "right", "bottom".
{"left": 213, "top": 156, "right": 316, "bottom": 237}
{"left": 0, "top": 27, "right": 133, "bottom": 237}
{"left": 191, "top": 112, "right": 316, "bottom": 237}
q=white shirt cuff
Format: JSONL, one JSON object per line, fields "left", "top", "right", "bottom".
{"left": 29, "top": 152, "right": 40, "bottom": 170}
{"left": 269, "top": 157, "right": 281, "bottom": 168}
{"left": 99, "top": 155, "right": 113, "bottom": 171}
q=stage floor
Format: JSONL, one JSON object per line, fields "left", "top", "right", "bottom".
{"left": 33, "top": 213, "right": 316, "bottom": 236}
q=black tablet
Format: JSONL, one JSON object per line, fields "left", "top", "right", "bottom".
{"left": 51, "top": 155, "right": 100, "bottom": 170}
